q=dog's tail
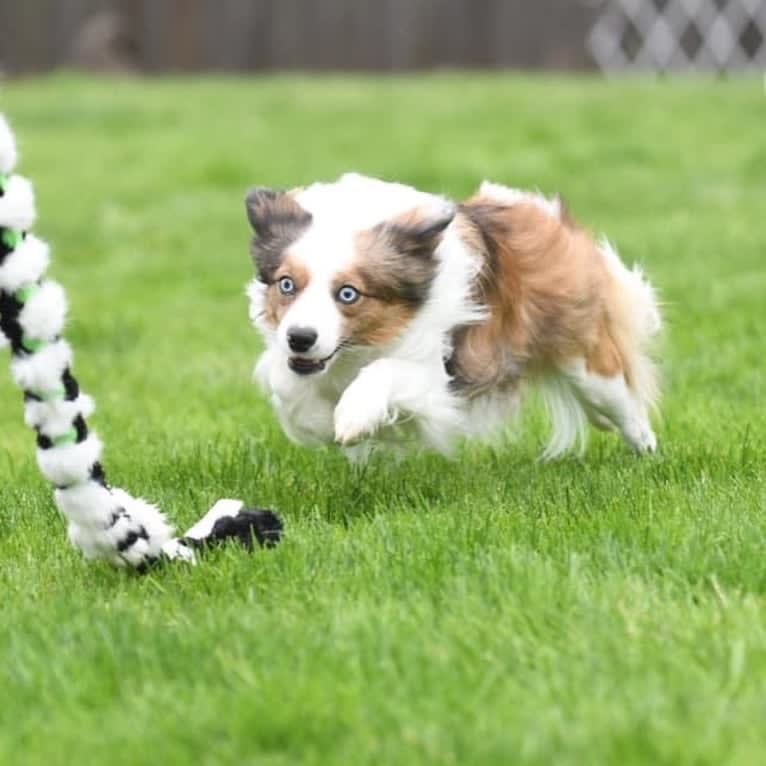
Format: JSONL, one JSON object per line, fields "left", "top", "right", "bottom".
{"left": 539, "top": 241, "right": 661, "bottom": 462}
{"left": 598, "top": 237, "right": 662, "bottom": 413}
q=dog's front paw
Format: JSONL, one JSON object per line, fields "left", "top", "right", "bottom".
{"left": 334, "top": 384, "right": 392, "bottom": 446}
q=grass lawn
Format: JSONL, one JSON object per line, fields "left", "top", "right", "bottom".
{"left": 1, "top": 74, "right": 765, "bottom": 765}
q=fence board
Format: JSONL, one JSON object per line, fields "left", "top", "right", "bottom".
{"left": 0, "top": 0, "right": 599, "bottom": 74}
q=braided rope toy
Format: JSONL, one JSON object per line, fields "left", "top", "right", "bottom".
{"left": 0, "top": 114, "right": 283, "bottom": 570}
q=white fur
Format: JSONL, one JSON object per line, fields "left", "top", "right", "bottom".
{"left": 599, "top": 239, "right": 661, "bottom": 334}
{"left": 479, "top": 181, "right": 562, "bottom": 219}
{"left": 537, "top": 355, "right": 658, "bottom": 460}
{"left": 36, "top": 434, "right": 102, "bottom": 486}
{"left": 0, "top": 175, "right": 36, "bottom": 230}
{"left": 392, "top": 224, "right": 486, "bottom": 363}
{"left": 160, "top": 538, "right": 197, "bottom": 563}
{"left": 560, "top": 358, "right": 657, "bottom": 453}
{"left": 258, "top": 348, "right": 337, "bottom": 445}
{"left": 0, "top": 234, "right": 51, "bottom": 292}
{"left": 109, "top": 488, "right": 175, "bottom": 548}
{"left": 65, "top": 488, "right": 174, "bottom": 567}
{"left": 11, "top": 338, "right": 72, "bottom": 393}
{"left": 0, "top": 115, "right": 18, "bottom": 174}
{"left": 55, "top": 481, "right": 119, "bottom": 527}
{"left": 63, "top": 486, "right": 187, "bottom": 568}
{"left": 247, "top": 279, "right": 272, "bottom": 338}
{"left": 598, "top": 238, "right": 661, "bottom": 412}
{"left": 462, "top": 388, "right": 523, "bottom": 442}
{"left": 334, "top": 357, "right": 463, "bottom": 452}
{"left": 183, "top": 498, "right": 244, "bottom": 540}
{"left": 539, "top": 375, "right": 589, "bottom": 460}
{"left": 67, "top": 524, "right": 123, "bottom": 564}
{"left": 24, "top": 394, "right": 95, "bottom": 437}
{"left": 301, "top": 172, "right": 450, "bottom": 231}
{"left": 56, "top": 483, "right": 180, "bottom": 567}
{"left": 18, "top": 280, "right": 68, "bottom": 341}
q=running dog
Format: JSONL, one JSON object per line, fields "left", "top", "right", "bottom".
{"left": 245, "top": 173, "right": 661, "bottom": 459}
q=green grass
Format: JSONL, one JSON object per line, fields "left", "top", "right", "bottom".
{"left": 1, "top": 74, "right": 765, "bottom": 765}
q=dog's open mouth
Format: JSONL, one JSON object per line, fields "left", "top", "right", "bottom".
{"left": 288, "top": 349, "right": 337, "bottom": 376}
{"left": 288, "top": 357, "right": 326, "bottom": 375}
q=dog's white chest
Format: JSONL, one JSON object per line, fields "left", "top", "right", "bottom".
{"left": 257, "top": 349, "right": 341, "bottom": 445}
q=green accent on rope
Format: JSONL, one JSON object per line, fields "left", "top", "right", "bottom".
{"left": 1, "top": 229, "right": 22, "bottom": 250}
{"left": 52, "top": 429, "right": 78, "bottom": 447}
{"left": 15, "top": 283, "right": 40, "bottom": 303}
{"left": 21, "top": 336, "right": 47, "bottom": 353}
{"left": 33, "top": 385, "right": 66, "bottom": 401}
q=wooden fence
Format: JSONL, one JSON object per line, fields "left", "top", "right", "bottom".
{"left": 0, "top": 0, "right": 598, "bottom": 73}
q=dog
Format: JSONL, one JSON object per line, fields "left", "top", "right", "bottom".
{"left": 245, "top": 173, "right": 661, "bottom": 459}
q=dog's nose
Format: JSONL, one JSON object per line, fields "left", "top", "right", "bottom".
{"left": 287, "top": 327, "right": 318, "bottom": 353}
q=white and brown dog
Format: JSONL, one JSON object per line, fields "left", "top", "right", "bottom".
{"left": 245, "top": 173, "right": 660, "bottom": 459}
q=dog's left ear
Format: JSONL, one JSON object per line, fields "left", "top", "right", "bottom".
{"left": 377, "top": 202, "right": 456, "bottom": 259}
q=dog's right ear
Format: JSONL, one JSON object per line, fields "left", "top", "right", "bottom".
{"left": 245, "top": 188, "right": 312, "bottom": 281}
{"left": 245, "top": 187, "right": 312, "bottom": 241}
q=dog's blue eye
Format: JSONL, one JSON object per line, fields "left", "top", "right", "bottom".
{"left": 278, "top": 277, "right": 296, "bottom": 295}
{"left": 336, "top": 285, "right": 360, "bottom": 305}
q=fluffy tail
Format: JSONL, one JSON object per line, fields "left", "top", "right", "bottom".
{"left": 0, "top": 114, "right": 282, "bottom": 568}
{"left": 539, "top": 239, "right": 661, "bottom": 461}
{"left": 599, "top": 238, "right": 662, "bottom": 413}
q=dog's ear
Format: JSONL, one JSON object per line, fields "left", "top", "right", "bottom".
{"left": 245, "top": 187, "right": 312, "bottom": 281}
{"left": 245, "top": 187, "right": 311, "bottom": 241}
{"left": 375, "top": 202, "right": 456, "bottom": 259}
{"left": 356, "top": 201, "right": 454, "bottom": 306}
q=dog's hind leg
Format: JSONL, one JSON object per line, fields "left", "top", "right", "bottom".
{"left": 561, "top": 358, "right": 657, "bottom": 454}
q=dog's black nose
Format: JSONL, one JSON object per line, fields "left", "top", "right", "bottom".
{"left": 287, "top": 327, "right": 318, "bottom": 353}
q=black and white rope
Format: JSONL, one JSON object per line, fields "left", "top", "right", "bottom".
{"left": 0, "top": 115, "right": 282, "bottom": 569}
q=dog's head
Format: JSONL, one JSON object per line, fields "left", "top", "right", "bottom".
{"left": 245, "top": 175, "right": 455, "bottom": 376}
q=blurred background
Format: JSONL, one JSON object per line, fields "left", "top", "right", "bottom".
{"left": 0, "top": 0, "right": 763, "bottom": 75}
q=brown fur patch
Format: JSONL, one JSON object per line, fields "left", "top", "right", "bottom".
{"left": 353, "top": 228, "right": 435, "bottom": 307}
{"left": 448, "top": 195, "right": 623, "bottom": 396}
{"left": 245, "top": 188, "right": 312, "bottom": 284}
{"left": 334, "top": 205, "right": 454, "bottom": 348}
{"left": 353, "top": 205, "right": 452, "bottom": 306}
{"left": 331, "top": 265, "right": 419, "bottom": 346}
{"left": 585, "top": 321, "right": 624, "bottom": 378}
{"left": 376, "top": 206, "right": 455, "bottom": 259}
{"left": 343, "top": 297, "right": 416, "bottom": 346}
{"left": 261, "top": 256, "right": 310, "bottom": 328}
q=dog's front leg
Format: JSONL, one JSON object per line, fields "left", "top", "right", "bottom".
{"left": 334, "top": 358, "right": 455, "bottom": 446}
